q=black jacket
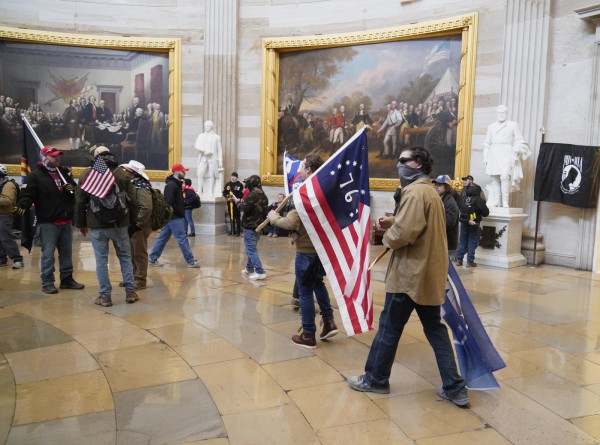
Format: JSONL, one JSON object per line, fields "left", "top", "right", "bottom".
{"left": 239, "top": 175, "right": 268, "bottom": 230}
{"left": 164, "top": 174, "right": 185, "bottom": 219}
{"left": 17, "top": 164, "right": 77, "bottom": 224}
{"left": 223, "top": 180, "right": 244, "bottom": 199}
{"left": 460, "top": 185, "right": 489, "bottom": 226}
{"left": 440, "top": 192, "right": 459, "bottom": 250}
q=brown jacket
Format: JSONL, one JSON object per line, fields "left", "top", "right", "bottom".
{"left": 271, "top": 208, "right": 315, "bottom": 253}
{"left": 381, "top": 178, "right": 448, "bottom": 305}
{"left": 0, "top": 179, "right": 18, "bottom": 214}
{"left": 134, "top": 186, "right": 152, "bottom": 229}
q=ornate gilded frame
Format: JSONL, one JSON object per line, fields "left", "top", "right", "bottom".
{"left": 260, "top": 13, "right": 478, "bottom": 191}
{"left": 0, "top": 26, "right": 181, "bottom": 181}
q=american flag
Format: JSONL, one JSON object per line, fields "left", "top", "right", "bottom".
{"left": 79, "top": 156, "right": 115, "bottom": 198}
{"left": 293, "top": 128, "right": 373, "bottom": 336}
{"left": 284, "top": 151, "right": 303, "bottom": 195}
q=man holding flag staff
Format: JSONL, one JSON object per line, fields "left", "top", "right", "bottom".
{"left": 15, "top": 146, "right": 84, "bottom": 294}
{"left": 347, "top": 146, "right": 469, "bottom": 406}
{"left": 222, "top": 172, "right": 243, "bottom": 236}
{"left": 268, "top": 154, "right": 339, "bottom": 349}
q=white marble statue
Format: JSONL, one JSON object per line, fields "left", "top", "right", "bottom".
{"left": 194, "top": 120, "right": 223, "bottom": 196}
{"left": 483, "top": 105, "right": 531, "bottom": 208}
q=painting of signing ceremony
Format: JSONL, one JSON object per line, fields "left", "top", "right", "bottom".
{"left": 0, "top": 41, "right": 169, "bottom": 170}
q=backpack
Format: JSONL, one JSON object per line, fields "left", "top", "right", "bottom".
{"left": 183, "top": 188, "right": 201, "bottom": 209}
{"left": 0, "top": 179, "right": 20, "bottom": 203}
{"left": 89, "top": 182, "right": 128, "bottom": 225}
{"left": 459, "top": 196, "right": 477, "bottom": 225}
{"left": 149, "top": 188, "right": 173, "bottom": 230}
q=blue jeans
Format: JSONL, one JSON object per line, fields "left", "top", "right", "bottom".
{"left": 296, "top": 252, "right": 333, "bottom": 334}
{"left": 184, "top": 208, "right": 195, "bottom": 235}
{"left": 38, "top": 223, "right": 73, "bottom": 286}
{"left": 149, "top": 218, "right": 195, "bottom": 264}
{"left": 364, "top": 292, "right": 465, "bottom": 393}
{"left": 243, "top": 229, "right": 264, "bottom": 274}
{"left": 455, "top": 223, "right": 480, "bottom": 263}
{"left": 90, "top": 227, "right": 134, "bottom": 295}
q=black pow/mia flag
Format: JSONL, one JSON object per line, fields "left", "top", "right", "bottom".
{"left": 534, "top": 143, "right": 600, "bottom": 208}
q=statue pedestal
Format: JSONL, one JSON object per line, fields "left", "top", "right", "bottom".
{"left": 195, "top": 196, "right": 227, "bottom": 235}
{"left": 476, "top": 207, "right": 528, "bottom": 268}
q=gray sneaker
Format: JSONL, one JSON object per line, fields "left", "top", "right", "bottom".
{"left": 347, "top": 375, "right": 390, "bottom": 394}
{"left": 12, "top": 261, "right": 24, "bottom": 269}
{"left": 149, "top": 258, "right": 163, "bottom": 267}
{"left": 436, "top": 386, "right": 470, "bottom": 407}
{"left": 187, "top": 260, "right": 201, "bottom": 268}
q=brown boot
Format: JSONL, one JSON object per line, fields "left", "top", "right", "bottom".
{"left": 291, "top": 332, "right": 316, "bottom": 349}
{"left": 320, "top": 318, "right": 339, "bottom": 340}
{"left": 126, "top": 290, "right": 139, "bottom": 304}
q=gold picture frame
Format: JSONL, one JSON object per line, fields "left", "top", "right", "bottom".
{"left": 0, "top": 26, "right": 181, "bottom": 181}
{"left": 260, "top": 13, "right": 478, "bottom": 191}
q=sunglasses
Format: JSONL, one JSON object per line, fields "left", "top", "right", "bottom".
{"left": 397, "top": 157, "right": 414, "bottom": 165}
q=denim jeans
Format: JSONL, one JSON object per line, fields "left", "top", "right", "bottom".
{"left": 90, "top": 227, "right": 134, "bottom": 295}
{"left": 0, "top": 214, "right": 22, "bottom": 263}
{"left": 38, "top": 223, "right": 73, "bottom": 286}
{"left": 149, "top": 218, "right": 195, "bottom": 264}
{"left": 364, "top": 292, "right": 465, "bottom": 393}
{"left": 184, "top": 208, "right": 195, "bottom": 235}
{"left": 455, "top": 223, "right": 480, "bottom": 263}
{"left": 243, "top": 229, "right": 264, "bottom": 274}
{"left": 296, "top": 252, "right": 333, "bottom": 334}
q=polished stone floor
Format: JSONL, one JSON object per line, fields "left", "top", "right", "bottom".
{"left": 1, "top": 232, "right": 600, "bottom": 444}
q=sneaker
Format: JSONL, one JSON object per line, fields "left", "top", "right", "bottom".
{"left": 249, "top": 272, "right": 266, "bottom": 280}
{"left": 59, "top": 277, "right": 85, "bottom": 290}
{"left": 149, "top": 258, "right": 163, "bottom": 267}
{"left": 125, "top": 290, "right": 139, "bottom": 304}
{"left": 241, "top": 269, "right": 253, "bottom": 276}
{"left": 291, "top": 332, "right": 316, "bottom": 349}
{"left": 454, "top": 260, "right": 463, "bottom": 267}
{"left": 12, "top": 261, "right": 24, "bottom": 270}
{"left": 272, "top": 234, "right": 278, "bottom": 238}
{"left": 94, "top": 294, "right": 113, "bottom": 307}
{"left": 267, "top": 233, "right": 273, "bottom": 237}
{"left": 42, "top": 284, "right": 59, "bottom": 294}
{"left": 347, "top": 375, "right": 390, "bottom": 394}
{"left": 466, "top": 262, "right": 477, "bottom": 268}
{"left": 187, "top": 260, "right": 201, "bottom": 268}
{"left": 320, "top": 318, "right": 339, "bottom": 340}
{"left": 291, "top": 297, "right": 300, "bottom": 308}
{"left": 436, "top": 386, "right": 470, "bottom": 407}
{"left": 188, "top": 233, "right": 195, "bottom": 237}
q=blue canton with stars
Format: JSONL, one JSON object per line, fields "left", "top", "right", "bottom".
{"left": 315, "top": 130, "right": 370, "bottom": 230}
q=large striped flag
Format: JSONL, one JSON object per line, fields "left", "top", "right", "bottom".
{"left": 442, "top": 260, "right": 506, "bottom": 389}
{"left": 294, "top": 128, "right": 373, "bottom": 335}
{"left": 79, "top": 156, "right": 115, "bottom": 198}
{"left": 284, "top": 151, "right": 303, "bottom": 195}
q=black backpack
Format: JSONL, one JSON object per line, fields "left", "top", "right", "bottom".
{"left": 89, "top": 182, "right": 128, "bottom": 225}
{"left": 459, "top": 196, "right": 476, "bottom": 224}
{"left": 183, "top": 188, "right": 201, "bottom": 209}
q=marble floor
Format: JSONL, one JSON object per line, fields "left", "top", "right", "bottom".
{"left": 1, "top": 232, "right": 600, "bottom": 445}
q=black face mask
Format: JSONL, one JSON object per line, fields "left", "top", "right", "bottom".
{"left": 397, "top": 164, "right": 427, "bottom": 188}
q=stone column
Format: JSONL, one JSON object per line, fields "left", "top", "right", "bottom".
{"left": 203, "top": 0, "right": 238, "bottom": 176}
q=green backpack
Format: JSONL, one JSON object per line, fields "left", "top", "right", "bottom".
{"left": 149, "top": 188, "right": 173, "bottom": 230}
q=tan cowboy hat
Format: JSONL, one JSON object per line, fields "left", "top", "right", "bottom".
{"left": 120, "top": 160, "right": 149, "bottom": 181}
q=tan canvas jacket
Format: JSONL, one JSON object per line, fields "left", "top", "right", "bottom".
{"left": 0, "top": 179, "right": 17, "bottom": 214}
{"left": 271, "top": 208, "right": 316, "bottom": 254}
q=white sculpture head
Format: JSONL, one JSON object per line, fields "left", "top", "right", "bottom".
{"left": 204, "top": 120, "right": 214, "bottom": 133}
{"left": 497, "top": 105, "right": 508, "bottom": 123}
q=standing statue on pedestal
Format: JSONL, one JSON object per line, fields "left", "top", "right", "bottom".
{"left": 483, "top": 105, "right": 531, "bottom": 208}
{"left": 194, "top": 120, "right": 223, "bottom": 196}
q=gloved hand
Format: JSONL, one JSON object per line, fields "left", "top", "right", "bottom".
{"left": 64, "top": 183, "right": 75, "bottom": 193}
{"left": 128, "top": 225, "right": 141, "bottom": 237}
{"left": 13, "top": 207, "right": 26, "bottom": 216}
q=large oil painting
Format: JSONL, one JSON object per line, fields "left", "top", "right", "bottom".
{"left": 260, "top": 14, "right": 478, "bottom": 190}
{"left": 0, "top": 27, "right": 181, "bottom": 180}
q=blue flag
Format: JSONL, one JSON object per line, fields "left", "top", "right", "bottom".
{"left": 284, "top": 151, "right": 303, "bottom": 195}
{"left": 442, "top": 260, "right": 506, "bottom": 390}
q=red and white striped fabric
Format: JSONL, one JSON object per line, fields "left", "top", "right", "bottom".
{"left": 293, "top": 129, "right": 373, "bottom": 336}
{"left": 79, "top": 156, "right": 115, "bottom": 198}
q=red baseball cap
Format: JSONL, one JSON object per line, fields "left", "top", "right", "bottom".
{"left": 41, "top": 146, "right": 63, "bottom": 157}
{"left": 171, "top": 163, "right": 189, "bottom": 172}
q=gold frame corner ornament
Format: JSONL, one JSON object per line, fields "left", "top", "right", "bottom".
{"left": 259, "top": 13, "right": 478, "bottom": 191}
{"left": 0, "top": 26, "right": 182, "bottom": 182}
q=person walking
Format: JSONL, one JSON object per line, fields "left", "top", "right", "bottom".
{"left": 0, "top": 164, "right": 24, "bottom": 269}
{"left": 148, "top": 163, "right": 200, "bottom": 268}
{"left": 182, "top": 178, "right": 200, "bottom": 237}
{"left": 454, "top": 183, "right": 489, "bottom": 268}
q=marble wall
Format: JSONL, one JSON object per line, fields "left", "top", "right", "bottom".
{"left": 1, "top": 0, "right": 598, "bottom": 268}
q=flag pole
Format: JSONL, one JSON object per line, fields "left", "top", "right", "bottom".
{"left": 368, "top": 247, "right": 389, "bottom": 271}
{"left": 532, "top": 127, "right": 546, "bottom": 268}
{"left": 255, "top": 192, "right": 294, "bottom": 233}
{"left": 21, "top": 114, "right": 73, "bottom": 194}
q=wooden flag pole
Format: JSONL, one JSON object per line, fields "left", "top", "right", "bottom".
{"left": 255, "top": 192, "right": 294, "bottom": 233}
{"left": 368, "top": 247, "right": 389, "bottom": 271}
